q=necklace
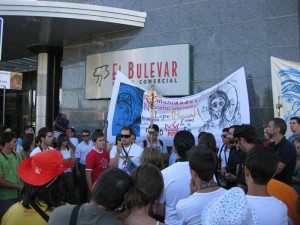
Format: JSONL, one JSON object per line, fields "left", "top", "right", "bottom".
{"left": 195, "top": 181, "right": 218, "bottom": 191}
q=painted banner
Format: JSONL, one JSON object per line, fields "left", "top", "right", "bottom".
{"left": 0, "top": 71, "right": 23, "bottom": 90}
{"left": 85, "top": 44, "right": 190, "bottom": 99}
{"left": 271, "top": 56, "right": 300, "bottom": 136}
{"left": 107, "top": 68, "right": 250, "bottom": 147}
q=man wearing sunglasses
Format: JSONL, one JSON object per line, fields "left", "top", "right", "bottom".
{"left": 109, "top": 126, "right": 143, "bottom": 174}
{"left": 75, "top": 130, "right": 93, "bottom": 203}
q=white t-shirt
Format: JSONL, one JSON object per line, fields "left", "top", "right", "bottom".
{"left": 247, "top": 195, "right": 288, "bottom": 225}
{"left": 160, "top": 162, "right": 191, "bottom": 225}
{"left": 30, "top": 146, "right": 53, "bottom": 157}
{"left": 60, "top": 149, "right": 73, "bottom": 173}
{"left": 176, "top": 188, "right": 227, "bottom": 225}
{"left": 110, "top": 143, "right": 143, "bottom": 173}
{"left": 69, "top": 137, "right": 79, "bottom": 148}
{"left": 75, "top": 140, "right": 93, "bottom": 165}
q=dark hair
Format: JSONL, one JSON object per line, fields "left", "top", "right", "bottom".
{"left": 290, "top": 117, "right": 300, "bottom": 124}
{"left": 222, "top": 127, "right": 230, "bottom": 133}
{"left": 115, "top": 134, "right": 122, "bottom": 145}
{"left": 174, "top": 130, "right": 195, "bottom": 159}
{"left": 124, "top": 164, "right": 164, "bottom": 210}
{"left": 245, "top": 145, "right": 278, "bottom": 185}
{"left": 197, "top": 131, "right": 206, "bottom": 140}
{"left": 37, "top": 127, "right": 52, "bottom": 141}
{"left": 57, "top": 133, "right": 68, "bottom": 150}
{"left": 21, "top": 176, "right": 66, "bottom": 211}
{"left": 1, "top": 132, "right": 17, "bottom": 147}
{"left": 94, "top": 129, "right": 103, "bottom": 135}
{"left": 198, "top": 132, "right": 217, "bottom": 153}
{"left": 92, "top": 132, "right": 104, "bottom": 142}
{"left": 234, "top": 124, "right": 257, "bottom": 143}
{"left": 24, "top": 126, "right": 34, "bottom": 132}
{"left": 271, "top": 118, "right": 287, "bottom": 135}
{"left": 140, "top": 147, "right": 164, "bottom": 170}
{"left": 188, "top": 145, "right": 216, "bottom": 182}
{"left": 121, "top": 126, "right": 134, "bottom": 135}
{"left": 67, "top": 127, "right": 76, "bottom": 135}
{"left": 91, "top": 168, "right": 132, "bottom": 211}
{"left": 149, "top": 124, "right": 159, "bottom": 132}
{"left": 82, "top": 130, "right": 90, "bottom": 135}
{"left": 22, "top": 133, "right": 35, "bottom": 152}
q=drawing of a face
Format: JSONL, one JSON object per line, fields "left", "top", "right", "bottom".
{"left": 211, "top": 96, "right": 226, "bottom": 118}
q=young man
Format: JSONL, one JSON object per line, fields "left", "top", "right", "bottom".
{"left": 30, "top": 127, "right": 54, "bottom": 156}
{"left": 66, "top": 127, "right": 79, "bottom": 152}
{"left": 266, "top": 117, "right": 297, "bottom": 185}
{"left": 75, "top": 129, "right": 93, "bottom": 203}
{"left": 156, "top": 130, "right": 195, "bottom": 225}
{"left": 218, "top": 127, "right": 245, "bottom": 189}
{"left": 48, "top": 168, "right": 132, "bottom": 225}
{"left": 176, "top": 144, "right": 227, "bottom": 225}
{"left": 109, "top": 126, "right": 143, "bottom": 174}
{"left": 141, "top": 124, "right": 168, "bottom": 166}
{"left": 85, "top": 132, "right": 109, "bottom": 193}
{"left": 244, "top": 145, "right": 288, "bottom": 225}
{"left": 233, "top": 124, "right": 258, "bottom": 191}
{"left": 0, "top": 132, "right": 23, "bottom": 221}
{"left": 288, "top": 117, "right": 300, "bottom": 143}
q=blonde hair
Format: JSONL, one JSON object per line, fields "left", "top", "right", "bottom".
{"left": 140, "top": 147, "right": 164, "bottom": 170}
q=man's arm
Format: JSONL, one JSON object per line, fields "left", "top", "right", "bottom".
{"left": 274, "top": 162, "right": 286, "bottom": 176}
{"left": 0, "top": 174, "right": 23, "bottom": 189}
{"left": 85, "top": 170, "right": 93, "bottom": 193}
{"left": 109, "top": 145, "right": 122, "bottom": 168}
{"left": 152, "top": 203, "right": 165, "bottom": 217}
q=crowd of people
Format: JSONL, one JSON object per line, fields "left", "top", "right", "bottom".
{"left": 0, "top": 116, "right": 300, "bottom": 225}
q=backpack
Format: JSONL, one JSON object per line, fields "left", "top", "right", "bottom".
{"left": 143, "top": 139, "right": 164, "bottom": 148}
{"left": 54, "top": 113, "right": 69, "bottom": 132}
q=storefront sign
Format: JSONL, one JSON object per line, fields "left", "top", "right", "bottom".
{"left": 85, "top": 44, "right": 190, "bottom": 99}
{"left": 0, "top": 71, "right": 23, "bottom": 90}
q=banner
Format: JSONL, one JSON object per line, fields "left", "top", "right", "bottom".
{"left": 107, "top": 68, "right": 250, "bottom": 147}
{"left": 0, "top": 71, "right": 23, "bottom": 90}
{"left": 271, "top": 57, "right": 300, "bottom": 131}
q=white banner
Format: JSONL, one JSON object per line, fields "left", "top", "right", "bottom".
{"left": 271, "top": 56, "right": 300, "bottom": 135}
{"left": 107, "top": 68, "right": 250, "bottom": 147}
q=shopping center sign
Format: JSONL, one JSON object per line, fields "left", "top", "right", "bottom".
{"left": 85, "top": 44, "right": 191, "bottom": 99}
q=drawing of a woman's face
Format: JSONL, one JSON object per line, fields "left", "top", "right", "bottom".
{"left": 211, "top": 96, "right": 226, "bottom": 118}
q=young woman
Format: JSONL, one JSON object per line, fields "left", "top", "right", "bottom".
{"left": 56, "top": 133, "right": 76, "bottom": 203}
{"left": 122, "top": 164, "right": 165, "bottom": 225}
{"left": 20, "top": 133, "right": 35, "bottom": 160}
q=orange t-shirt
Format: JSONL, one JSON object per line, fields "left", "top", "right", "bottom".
{"left": 267, "top": 179, "right": 299, "bottom": 225}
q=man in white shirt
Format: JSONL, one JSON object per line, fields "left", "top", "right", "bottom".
{"left": 75, "top": 129, "right": 93, "bottom": 203}
{"left": 30, "top": 127, "right": 53, "bottom": 156}
{"left": 176, "top": 144, "right": 227, "bottom": 225}
{"left": 109, "top": 126, "right": 143, "bottom": 174}
{"left": 155, "top": 130, "right": 195, "bottom": 225}
{"left": 66, "top": 127, "right": 79, "bottom": 151}
{"left": 245, "top": 145, "right": 288, "bottom": 225}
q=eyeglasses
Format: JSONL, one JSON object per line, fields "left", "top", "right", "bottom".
{"left": 121, "top": 134, "right": 131, "bottom": 139}
{"left": 82, "top": 135, "right": 90, "bottom": 137}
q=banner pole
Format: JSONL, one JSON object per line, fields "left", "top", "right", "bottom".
{"left": 2, "top": 85, "right": 5, "bottom": 125}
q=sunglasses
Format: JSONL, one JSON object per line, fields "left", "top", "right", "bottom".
{"left": 221, "top": 134, "right": 227, "bottom": 138}
{"left": 63, "top": 139, "right": 68, "bottom": 142}
{"left": 82, "top": 135, "right": 90, "bottom": 137}
{"left": 121, "top": 134, "right": 131, "bottom": 139}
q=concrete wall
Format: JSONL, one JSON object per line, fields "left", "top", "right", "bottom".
{"left": 60, "top": 0, "right": 299, "bottom": 139}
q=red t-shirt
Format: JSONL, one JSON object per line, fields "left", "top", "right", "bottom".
{"left": 86, "top": 149, "right": 109, "bottom": 184}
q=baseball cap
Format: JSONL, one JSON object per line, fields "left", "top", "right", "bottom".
{"left": 18, "top": 150, "right": 74, "bottom": 186}
{"left": 201, "top": 187, "right": 259, "bottom": 225}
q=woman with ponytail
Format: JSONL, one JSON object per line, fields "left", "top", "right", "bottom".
{"left": 122, "top": 164, "right": 165, "bottom": 225}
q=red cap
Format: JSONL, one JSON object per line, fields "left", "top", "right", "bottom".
{"left": 18, "top": 150, "right": 74, "bottom": 186}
